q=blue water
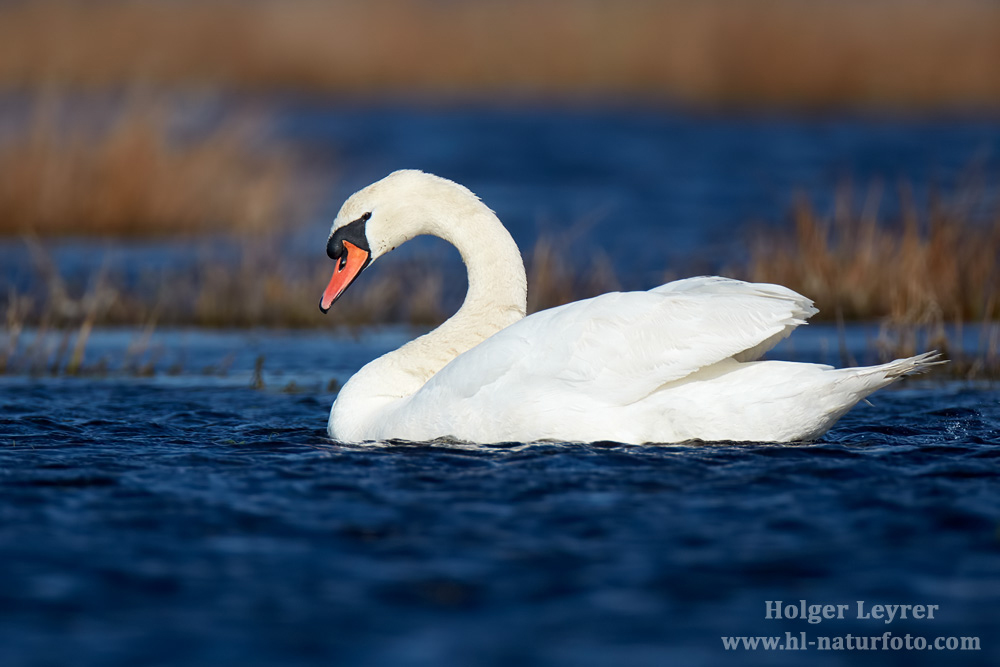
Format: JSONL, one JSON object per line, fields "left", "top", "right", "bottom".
{"left": 1, "top": 329, "right": 999, "bottom": 667}
{"left": 3, "top": 102, "right": 1000, "bottom": 665}
{"left": 277, "top": 103, "right": 1000, "bottom": 272}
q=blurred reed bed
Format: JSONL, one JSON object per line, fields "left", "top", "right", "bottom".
{"left": 742, "top": 184, "right": 999, "bottom": 324}
{"left": 0, "top": 236, "right": 623, "bottom": 376}
{"left": 2, "top": 234, "right": 622, "bottom": 327}
{"left": 0, "top": 0, "right": 998, "bottom": 109}
{"left": 0, "top": 96, "right": 306, "bottom": 237}
{"left": 740, "top": 183, "right": 1000, "bottom": 378}
{"left": 3, "top": 228, "right": 998, "bottom": 378}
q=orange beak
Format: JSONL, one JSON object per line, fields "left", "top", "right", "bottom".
{"left": 319, "top": 241, "right": 370, "bottom": 313}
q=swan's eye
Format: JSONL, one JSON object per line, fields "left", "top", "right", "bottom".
{"left": 361, "top": 212, "right": 371, "bottom": 222}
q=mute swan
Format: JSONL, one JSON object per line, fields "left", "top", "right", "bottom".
{"left": 319, "top": 170, "right": 939, "bottom": 444}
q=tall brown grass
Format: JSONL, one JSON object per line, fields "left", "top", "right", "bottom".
{"left": 2, "top": 232, "right": 624, "bottom": 331}
{"left": 741, "top": 184, "right": 1000, "bottom": 325}
{"left": 526, "top": 234, "right": 621, "bottom": 313}
{"left": 0, "top": 97, "right": 305, "bottom": 237}
{"left": 4, "top": 221, "right": 999, "bottom": 378}
{"left": 0, "top": 1, "right": 998, "bottom": 109}
{"left": 6, "top": 180, "right": 999, "bottom": 332}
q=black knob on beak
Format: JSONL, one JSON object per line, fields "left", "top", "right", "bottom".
{"left": 327, "top": 212, "right": 372, "bottom": 260}
{"left": 327, "top": 237, "right": 344, "bottom": 260}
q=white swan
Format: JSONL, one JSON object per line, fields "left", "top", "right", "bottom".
{"left": 319, "top": 170, "right": 939, "bottom": 444}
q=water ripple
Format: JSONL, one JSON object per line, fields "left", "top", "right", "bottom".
{"left": 0, "top": 380, "right": 998, "bottom": 667}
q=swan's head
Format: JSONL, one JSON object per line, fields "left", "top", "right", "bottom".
{"left": 319, "top": 170, "right": 484, "bottom": 312}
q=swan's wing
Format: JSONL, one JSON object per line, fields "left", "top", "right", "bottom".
{"left": 651, "top": 276, "right": 817, "bottom": 361}
{"left": 418, "top": 277, "right": 817, "bottom": 406}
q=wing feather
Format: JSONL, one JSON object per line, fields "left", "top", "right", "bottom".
{"left": 416, "top": 277, "right": 817, "bottom": 407}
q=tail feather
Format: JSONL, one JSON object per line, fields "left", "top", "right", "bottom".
{"left": 825, "top": 351, "right": 946, "bottom": 427}
{"left": 879, "top": 350, "right": 947, "bottom": 380}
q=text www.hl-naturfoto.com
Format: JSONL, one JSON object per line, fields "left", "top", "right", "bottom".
{"left": 722, "top": 632, "right": 980, "bottom": 651}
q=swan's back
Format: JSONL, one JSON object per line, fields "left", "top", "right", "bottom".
{"left": 374, "top": 278, "right": 839, "bottom": 443}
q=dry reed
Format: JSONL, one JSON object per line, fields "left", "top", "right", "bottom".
{"left": 526, "top": 234, "right": 621, "bottom": 313}
{"left": 4, "top": 177, "right": 1000, "bottom": 379}
{"left": 0, "top": 96, "right": 305, "bottom": 237}
{"left": 6, "top": 184, "right": 999, "bottom": 331}
{"left": 3, "top": 229, "right": 999, "bottom": 378}
{"left": 742, "top": 184, "right": 1000, "bottom": 325}
{"left": 0, "top": 233, "right": 622, "bottom": 330}
{"left": 739, "top": 183, "right": 1000, "bottom": 377}
{"left": 0, "top": 1, "right": 998, "bottom": 109}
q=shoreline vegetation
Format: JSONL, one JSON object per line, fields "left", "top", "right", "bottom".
{"left": 2, "top": 118, "right": 996, "bottom": 332}
{"left": 2, "top": 191, "right": 999, "bottom": 379}
{"left": 744, "top": 186, "right": 1000, "bottom": 325}
{"left": 0, "top": 97, "right": 998, "bottom": 379}
{"left": 0, "top": 1, "right": 998, "bottom": 110}
{"left": 0, "top": 97, "right": 309, "bottom": 238}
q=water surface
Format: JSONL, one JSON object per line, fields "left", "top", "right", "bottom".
{"left": 2, "top": 330, "right": 998, "bottom": 666}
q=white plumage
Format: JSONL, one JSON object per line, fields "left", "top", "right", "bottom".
{"left": 320, "top": 170, "right": 939, "bottom": 444}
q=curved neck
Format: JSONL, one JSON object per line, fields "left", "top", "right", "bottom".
{"left": 330, "top": 202, "right": 527, "bottom": 439}
{"left": 444, "top": 206, "right": 528, "bottom": 332}
{"left": 407, "top": 203, "right": 527, "bottom": 374}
